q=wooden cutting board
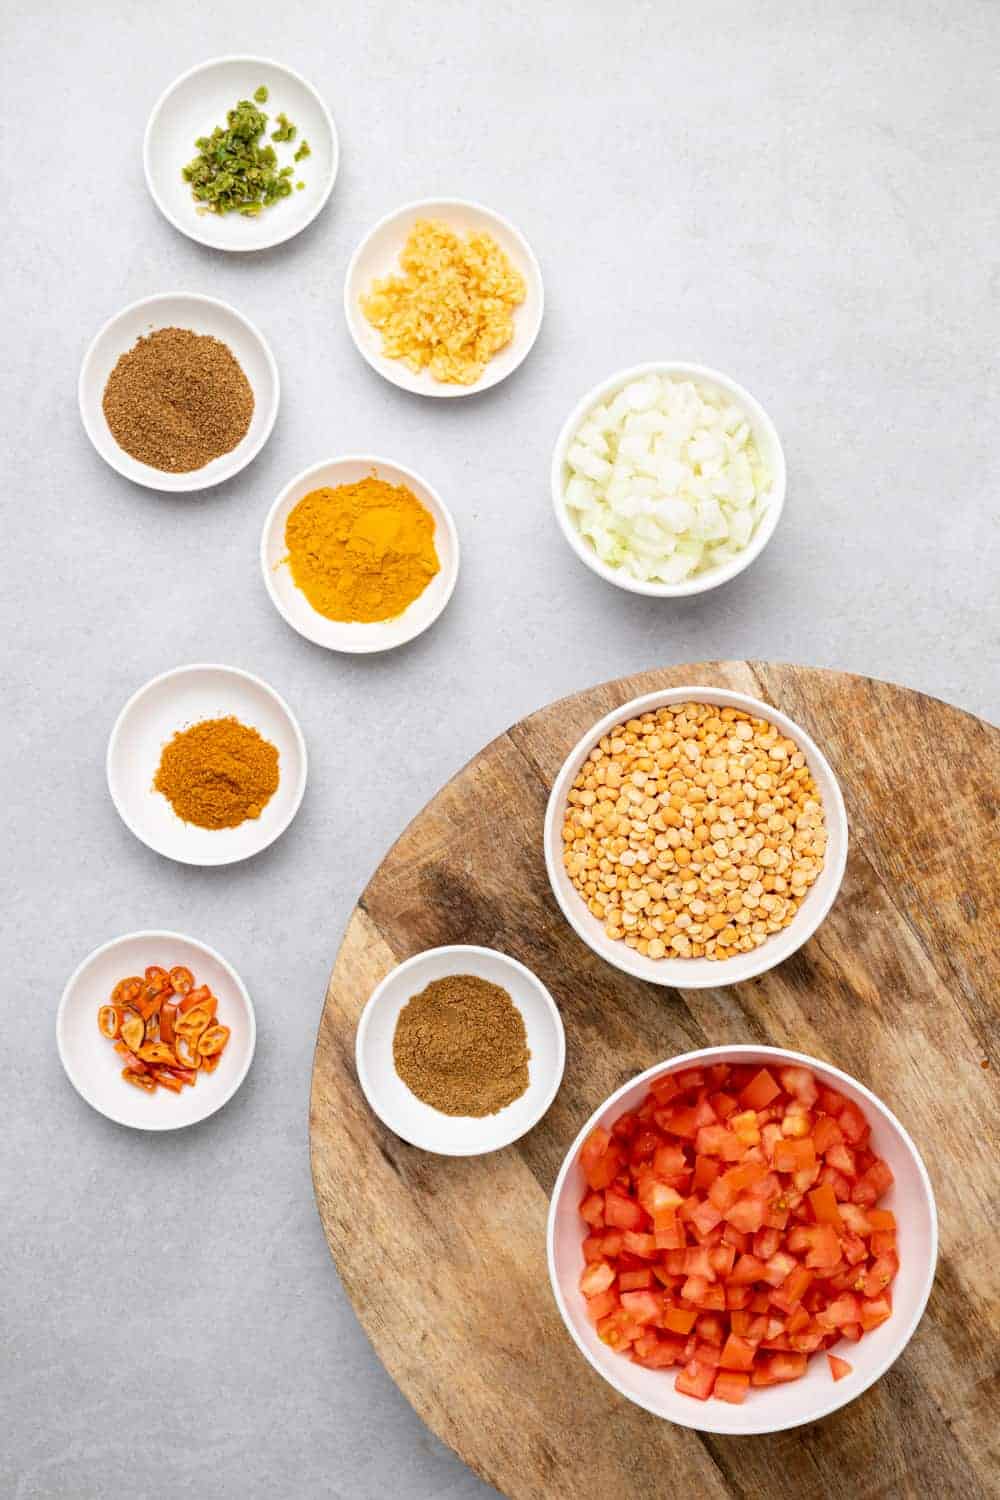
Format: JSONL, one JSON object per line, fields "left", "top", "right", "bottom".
{"left": 310, "top": 663, "right": 999, "bottom": 1500}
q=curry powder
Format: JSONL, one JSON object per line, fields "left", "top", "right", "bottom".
{"left": 154, "top": 716, "right": 280, "bottom": 830}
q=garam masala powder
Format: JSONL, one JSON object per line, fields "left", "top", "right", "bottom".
{"left": 392, "top": 974, "right": 531, "bottom": 1117}
{"left": 154, "top": 716, "right": 279, "bottom": 830}
{"left": 284, "top": 475, "right": 440, "bottom": 623}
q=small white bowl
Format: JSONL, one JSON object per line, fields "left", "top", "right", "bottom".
{"left": 57, "top": 930, "right": 256, "bottom": 1131}
{"left": 355, "top": 946, "right": 565, "bottom": 1156}
{"left": 344, "top": 197, "right": 544, "bottom": 398}
{"left": 107, "top": 663, "right": 307, "bottom": 866}
{"left": 144, "top": 55, "right": 338, "bottom": 252}
{"left": 79, "top": 292, "right": 279, "bottom": 493}
{"left": 551, "top": 362, "right": 786, "bottom": 596}
{"left": 544, "top": 687, "right": 847, "bottom": 988}
{"left": 261, "top": 455, "right": 460, "bottom": 653}
{"left": 548, "top": 1044, "right": 938, "bottom": 1435}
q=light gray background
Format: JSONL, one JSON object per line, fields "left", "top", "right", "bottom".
{"left": 4, "top": 2, "right": 997, "bottom": 1497}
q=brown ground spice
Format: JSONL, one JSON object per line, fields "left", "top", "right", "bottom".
{"left": 154, "top": 716, "right": 279, "bottom": 830}
{"left": 102, "top": 327, "right": 254, "bottom": 473}
{"left": 392, "top": 974, "right": 531, "bottom": 1117}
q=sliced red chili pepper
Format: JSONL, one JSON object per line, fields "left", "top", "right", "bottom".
{"left": 178, "top": 985, "right": 214, "bottom": 1016}
{"left": 138, "top": 990, "right": 165, "bottom": 1022}
{"left": 138, "top": 1041, "right": 178, "bottom": 1067}
{"left": 119, "top": 1011, "right": 145, "bottom": 1053}
{"left": 175, "top": 1002, "right": 214, "bottom": 1039}
{"left": 98, "top": 1005, "right": 121, "bottom": 1040}
{"left": 112, "top": 976, "right": 143, "bottom": 1007}
{"left": 199, "top": 1052, "right": 221, "bottom": 1074}
{"left": 150, "top": 1068, "right": 184, "bottom": 1093}
{"left": 145, "top": 965, "right": 170, "bottom": 984}
{"left": 161, "top": 1066, "right": 197, "bottom": 1087}
{"left": 173, "top": 1033, "right": 201, "bottom": 1070}
{"left": 114, "top": 1042, "right": 147, "bottom": 1072}
{"left": 160, "top": 1001, "right": 177, "bottom": 1045}
{"left": 198, "top": 1024, "right": 230, "bottom": 1058}
{"left": 121, "top": 1068, "right": 156, "bottom": 1092}
{"left": 169, "top": 966, "right": 194, "bottom": 996}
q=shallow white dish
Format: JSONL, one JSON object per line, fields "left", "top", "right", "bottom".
{"left": 548, "top": 1044, "right": 937, "bottom": 1435}
{"left": 107, "top": 663, "right": 307, "bottom": 866}
{"left": 544, "top": 686, "right": 848, "bottom": 988}
{"left": 57, "top": 930, "right": 256, "bottom": 1131}
{"left": 261, "top": 455, "right": 460, "bottom": 653}
{"left": 79, "top": 292, "right": 279, "bottom": 493}
{"left": 355, "top": 946, "right": 565, "bottom": 1156}
{"left": 344, "top": 197, "right": 544, "bottom": 398}
{"left": 551, "top": 362, "right": 786, "bottom": 596}
{"left": 144, "top": 55, "right": 338, "bottom": 252}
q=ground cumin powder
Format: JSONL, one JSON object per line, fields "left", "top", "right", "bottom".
{"left": 392, "top": 975, "right": 531, "bottom": 1117}
{"left": 102, "top": 327, "right": 254, "bottom": 473}
{"left": 154, "top": 716, "right": 279, "bottom": 830}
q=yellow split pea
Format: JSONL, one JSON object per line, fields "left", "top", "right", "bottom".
{"left": 561, "top": 703, "right": 827, "bottom": 961}
{"left": 360, "top": 219, "right": 526, "bottom": 386}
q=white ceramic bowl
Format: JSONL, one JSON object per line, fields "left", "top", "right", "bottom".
{"left": 551, "top": 362, "right": 786, "bottom": 596}
{"left": 57, "top": 930, "right": 256, "bottom": 1131}
{"left": 79, "top": 293, "right": 279, "bottom": 492}
{"left": 344, "top": 198, "right": 544, "bottom": 397}
{"left": 107, "top": 664, "right": 307, "bottom": 866}
{"left": 548, "top": 1044, "right": 938, "bottom": 1435}
{"left": 261, "top": 455, "right": 460, "bottom": 653}
{"left": 544, "top": 687, "right": 847, "bottom": 988}
{"left": 144, "top": 55, "right": 338, "bottom": 252}
{"left": 355, "top": 946, "right": 565, "bottom": 1155}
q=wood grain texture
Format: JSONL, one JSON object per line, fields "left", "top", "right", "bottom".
{"left": 310, "top": 663, "right": 999, "bottom": 1500}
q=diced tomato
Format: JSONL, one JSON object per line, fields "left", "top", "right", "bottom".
{"left": 575, "top": 1062, "right": 899, "bottom": 1406}
{"left": 675, "top": 1360, "right": 717, "bottom": 1400}
{"left": 827, "top": 1354, "right": 852, "bottom": 1381}
{"left": 715, "top": 1370, "right": 750, "bottom": 1404}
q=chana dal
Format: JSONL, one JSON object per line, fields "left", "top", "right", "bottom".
{"left": 561, "top": 702, "right": 827, "bottom": 961}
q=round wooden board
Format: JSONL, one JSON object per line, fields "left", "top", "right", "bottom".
{"left": 310, "top": 663, "right": 999, "bottom": 1500}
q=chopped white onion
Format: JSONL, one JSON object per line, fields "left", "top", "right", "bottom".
{"left": 562, "top": 376, "right": 771, "bottom": 584}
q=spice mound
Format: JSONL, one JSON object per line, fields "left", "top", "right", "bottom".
{"left": 181, "top": 94, "right": 303, "bottom": 215}
{"left": 102, "top": 328, "right": 254, "bottom": 473}
{"left": 98, "top": 964, "right": 231, "bottom": 1094}
{"left": 393, "top": 975, "right": 531, "bottom": 1117}
{"left": 154, "top": 716, "right": 279, "bottom": 830}
{"left": 562, "top": 702, "right": 827, "bottom": 961}
{"left": 284, "top": 476, "right": 440, "bottom": 624}
{"left": 360, "top": 219, "right": 526, "bottom": 386}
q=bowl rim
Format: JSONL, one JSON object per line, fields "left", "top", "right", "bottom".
{"left": 546, "top": 1042, "right": 939, "bottom": 1434}
{"left": 56, "top": 928, "right": 257, "bottom": 1132}
{"left": 78, "top": 291, "right": 281, "bottom": 493}
{"left": 543, "top": 685, "right": 848, "bottom": 988}
{"left": 550, "top": 361, "right": 787, "bottom": 597}
{"left": 105, "top": 661, "right": 308, "bottom": 866}
{"left": 354, "top": 943, "right": 566, "bottom": 1156}
{"left": 259, "top": 453, "right": 461, "bottom": 653}
{"left": 343, "top": 195, "right": 545, "bottom": 398}
{"left": 142, "top": 53, "right": 339, "bottom": 252}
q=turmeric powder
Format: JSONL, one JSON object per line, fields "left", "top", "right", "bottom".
{"left": 154, "top": 717, "right": 279, "bottom": 830}
{"left": 284, "top": 476, "right": 440, "bottom": 623}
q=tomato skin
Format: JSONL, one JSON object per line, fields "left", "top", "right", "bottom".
{"left": 575, "top": 1063, "right": 899, "bottom": 1404}
{"left": 828, "top": 1354, "right": 852, "bottom": 1381}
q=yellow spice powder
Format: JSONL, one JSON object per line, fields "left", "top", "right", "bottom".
{"left": 360, "top": 219, "right": 526, "bottom": 385}
{"left": 284, "top": 476, "right": 439, "bottom": 623}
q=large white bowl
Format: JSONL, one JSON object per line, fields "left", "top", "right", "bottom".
{"left": 344, "top": 197, "right": 544, "bottom": 398}
{"left": 107, "top": 663, "right": 307, "bottom": 866}
{"left": 551, "top": 362, "right": 786, "bottom": 597}
{"left": 144, "top": 55, "right": 338, "bottom": 252}
{"left": 548, "top": 1044, "right": 938, "bottom": 1435}
{"left": 57, "top": 930, "right": 256, "bottom": 1131}
{"left": 260, "top": 455, "right": 460, "bottom": 653}
{"left": 79, "top": 292, "right": 279, "bottom": 493}
{"left": 544, "top": 687, "right": 848, "bottom": 988}
{"left": 355, "top": 946, "right": 565, "bottom": 1156}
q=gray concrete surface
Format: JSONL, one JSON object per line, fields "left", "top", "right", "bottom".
{"left": 3, "top": 2, "right": 997, "bottom": 1496}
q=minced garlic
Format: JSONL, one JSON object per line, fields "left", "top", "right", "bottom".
{"left": 360, "top": 219, "right": 526, "bottom": 385}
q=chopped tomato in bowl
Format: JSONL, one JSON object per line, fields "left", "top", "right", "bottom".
{"left": 547, "top": 1046, "right": 937, "bottom": 1435}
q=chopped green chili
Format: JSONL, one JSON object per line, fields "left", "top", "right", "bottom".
{"left": 294, "top": 139, "right": 311, "bottom": 162}
{"left": 253, "top": 84, "right": 269, "bottom": 103}
{"left": 181, "top": 98, "right": 302, "bottom": 215}
{"left": 271, "top": 112, "right": 297, "bottom": 143}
